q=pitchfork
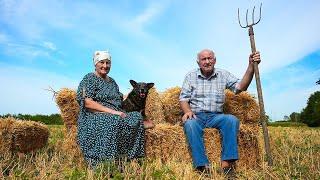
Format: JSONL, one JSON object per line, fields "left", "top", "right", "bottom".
{"left": 238, "top": 3, "right": 273, "bottom": 166}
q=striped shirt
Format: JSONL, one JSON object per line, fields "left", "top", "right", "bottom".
{"left": 179, "top": 68, "right": 240, "bottom": 113}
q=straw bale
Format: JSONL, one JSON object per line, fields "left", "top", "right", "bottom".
{"left": 160, "top": 87, "right": 260, "bottom": 124}
{"left": 145, "top": 87, "right": 165, "bottom": 124}
{"left": 60, "top": 126, "right": 83, "bottom": 162}
{"left": 0, "top": 117, "right": 49, "bottom": 153}
{"left": 161, "top": 87, "right": 182, "bottom": 124}
{"left": 0, "top": 117, "right": 14, "bottom": 154}
{"left": 224, "top": 90, "right": 260, "bottom": 123}
{"left": 145, "top": 123, "right": 261, "bottom": 169}
{"left": 55, "top": 88, "right": 79, "bottom": 130}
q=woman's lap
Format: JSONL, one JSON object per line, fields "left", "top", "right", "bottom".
{"left": 77, "top": 111, "right": 145, "bottom": 165}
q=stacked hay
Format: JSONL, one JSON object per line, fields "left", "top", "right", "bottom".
{"left": 0, "top": 118, "right": 14, "bottom": 154}
{"left": 224, "top": 90, "right": 260, "bottom": 123}
{"left": 0, "top": 117, "right": 49, "bottom": 154}
{"left": 59, "top": 126, "right": 83, "bottom": 163}
{"left": 145, "top": 87, "right": 165, "bottom": 124}
{"left": 145, "top": 123, "right": 261, "bottom": 168}
{"left": 161, "top": 87, "right": 182, "bottom": 124}
{"left": 55, "top": 88, "right": 79, "bottom": 130}
{"left": 160, "top": 87, "right": 260, "bottom": 124}
{"left": 55, "top": 87, "right": 262, "bottom": 168}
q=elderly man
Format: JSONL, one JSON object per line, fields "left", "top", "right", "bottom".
{"left": 179, "top": 49, "right": 260, "bottom": 175}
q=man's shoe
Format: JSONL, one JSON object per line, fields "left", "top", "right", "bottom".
{"left": 221, "top": 167, "right": 236, "bottom": 179}
{"left": 195, "top": 165, "right": 212, "bottom": 177}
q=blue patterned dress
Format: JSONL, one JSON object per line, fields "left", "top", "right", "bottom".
{"left": 76, "top": 73, "right": 145, "bottom": 167}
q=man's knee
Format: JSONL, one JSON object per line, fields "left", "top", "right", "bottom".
{"left": 225, "top": 114, "right": 240, "bottom": 127}
{"left": 183, "top": 119, "right": 198, "bottom": 131}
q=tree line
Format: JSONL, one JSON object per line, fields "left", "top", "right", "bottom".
{"left": 0, "top": 113, "right": 63, "bottom": 125}
{"left": 284, "top": 91, "right": 320, "bottom": 127}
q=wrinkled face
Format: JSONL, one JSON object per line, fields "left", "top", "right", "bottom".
{"left": 95, "top": 59, "right": 111, "bottom": 77}
{"left": 197, "top": 50, "right": 216, "bottom": 76}
{"left": 130, "top": 80, "right": 154, "bottom": 98}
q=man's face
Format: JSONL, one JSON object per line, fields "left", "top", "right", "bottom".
{"left": 197, "top": 50, "right": 216, "bottom": 75}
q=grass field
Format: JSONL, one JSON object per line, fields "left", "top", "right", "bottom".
{"left": 1, "top": 125, "right": 319, "bottom": 179}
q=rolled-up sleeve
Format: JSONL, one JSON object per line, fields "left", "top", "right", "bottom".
{"left": 225, "top": 71, "right": 241, "bottom": 93}
{"left": 76, "top": 75, "right": 96, "bottom": 110}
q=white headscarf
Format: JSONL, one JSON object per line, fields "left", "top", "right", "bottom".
{"left": 93, "top": 50, "right": 111, "bottom": 65}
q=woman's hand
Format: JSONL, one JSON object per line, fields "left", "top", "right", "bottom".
{"left": 113, "top": 111, "right": 127, "bottom": 118}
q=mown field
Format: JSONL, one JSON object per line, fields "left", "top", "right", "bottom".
{"left": 1, "top": 126, "right": 319, "bottom": 179}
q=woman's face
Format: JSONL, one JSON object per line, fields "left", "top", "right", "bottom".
{"left": 95, "top": 59, "right": 111, "bottom": 77}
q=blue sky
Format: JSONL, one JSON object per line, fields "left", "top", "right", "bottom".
{"left": 0, "top": 0, "right": 319, "bottom": 121}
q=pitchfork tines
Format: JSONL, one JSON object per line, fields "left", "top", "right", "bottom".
{"left": 238, "top": 3, "right": 262, "bottom": 28}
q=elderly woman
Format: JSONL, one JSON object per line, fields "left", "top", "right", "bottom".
{"left": 76, "top": 50, "right": 145, "bottom": 167}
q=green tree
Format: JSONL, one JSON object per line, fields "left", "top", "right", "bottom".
{"left": 283, "top": 115, "right": 290, "bottom": 121}
{"left": 289, "top": 112, "right": 300, "bottom": 122}
{"left": 0, "top": 113, "right": 63, "bottom": 125}
{"left": 300, "top": 91, "right": 320, "bottom": 127}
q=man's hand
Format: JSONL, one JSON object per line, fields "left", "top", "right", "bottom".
{"left": 249, "top": 51, "right": 261, "bottom": 65}
{"left": 181, "top": 111, "right": 197, "bottom": 124}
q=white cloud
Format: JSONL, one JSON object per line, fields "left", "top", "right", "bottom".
{"left": 42, "top": 41, "right": 57, "bottom": 51}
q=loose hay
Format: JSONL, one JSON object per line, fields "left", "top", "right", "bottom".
{"left": 161, "top": 87, "right": 182, "bottom": 124}
{"left": 145, "top": 123, "right": 261, "bottom": 169}
{"left": 0, "top": 117, "right": 49, "bottom": 154}
{"left": 55, "top": 88, "right": 79, "bottom": 130}
{"left": 145, "top": 87, "right": 165, "bottom": 124}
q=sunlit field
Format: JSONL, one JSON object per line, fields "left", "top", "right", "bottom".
{"left": 1, "top": 126, "right": 319, "bottom": 179}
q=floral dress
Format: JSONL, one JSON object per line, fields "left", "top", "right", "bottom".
{"left": 76, "top": 73, "right": 145, "bottom": 167}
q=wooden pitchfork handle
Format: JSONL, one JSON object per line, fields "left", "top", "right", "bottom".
{"left": 248, "top": 26, "right": 273, "bottom": 166}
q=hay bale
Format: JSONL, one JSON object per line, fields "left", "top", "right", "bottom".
{"left": 161, "top": 87, "right": 182, "bottom": 124}
{"left": 145, "top": 123, "right": 261, "bottom": 169}
{"left": 55, "top": 88, "right": 79, "bottom": 130}
{"left": 224, "top": 90, "right": 260, "bottom": 123}
{"left": 160, "top": 87, "right": 260, "bottom": 124}
{"left": 60, "top": 126, "right": 83, "bottom": 163}
{"left": 0, "top": 117, "right": 49, "bottom": 153}
{"left": 0, "top": 118, "right": 14, "bottom": 154}
{"left": 145, "top": 87, "right": 165, "bottom": 124}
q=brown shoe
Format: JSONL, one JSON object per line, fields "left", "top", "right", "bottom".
{"left": 143, "top": 119, "right": 155, "bottom": 129}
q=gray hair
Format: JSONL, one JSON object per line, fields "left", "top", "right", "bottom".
{"left": 196, "top": 49, "right": 216, "bottom": 62}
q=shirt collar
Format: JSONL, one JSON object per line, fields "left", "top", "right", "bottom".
{"left": 197, "top": 68, "right": 217, "bottom": 79}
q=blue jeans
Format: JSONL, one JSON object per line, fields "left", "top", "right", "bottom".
{"left": 183, "top": 112, "right": 240, "bottom": 167}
